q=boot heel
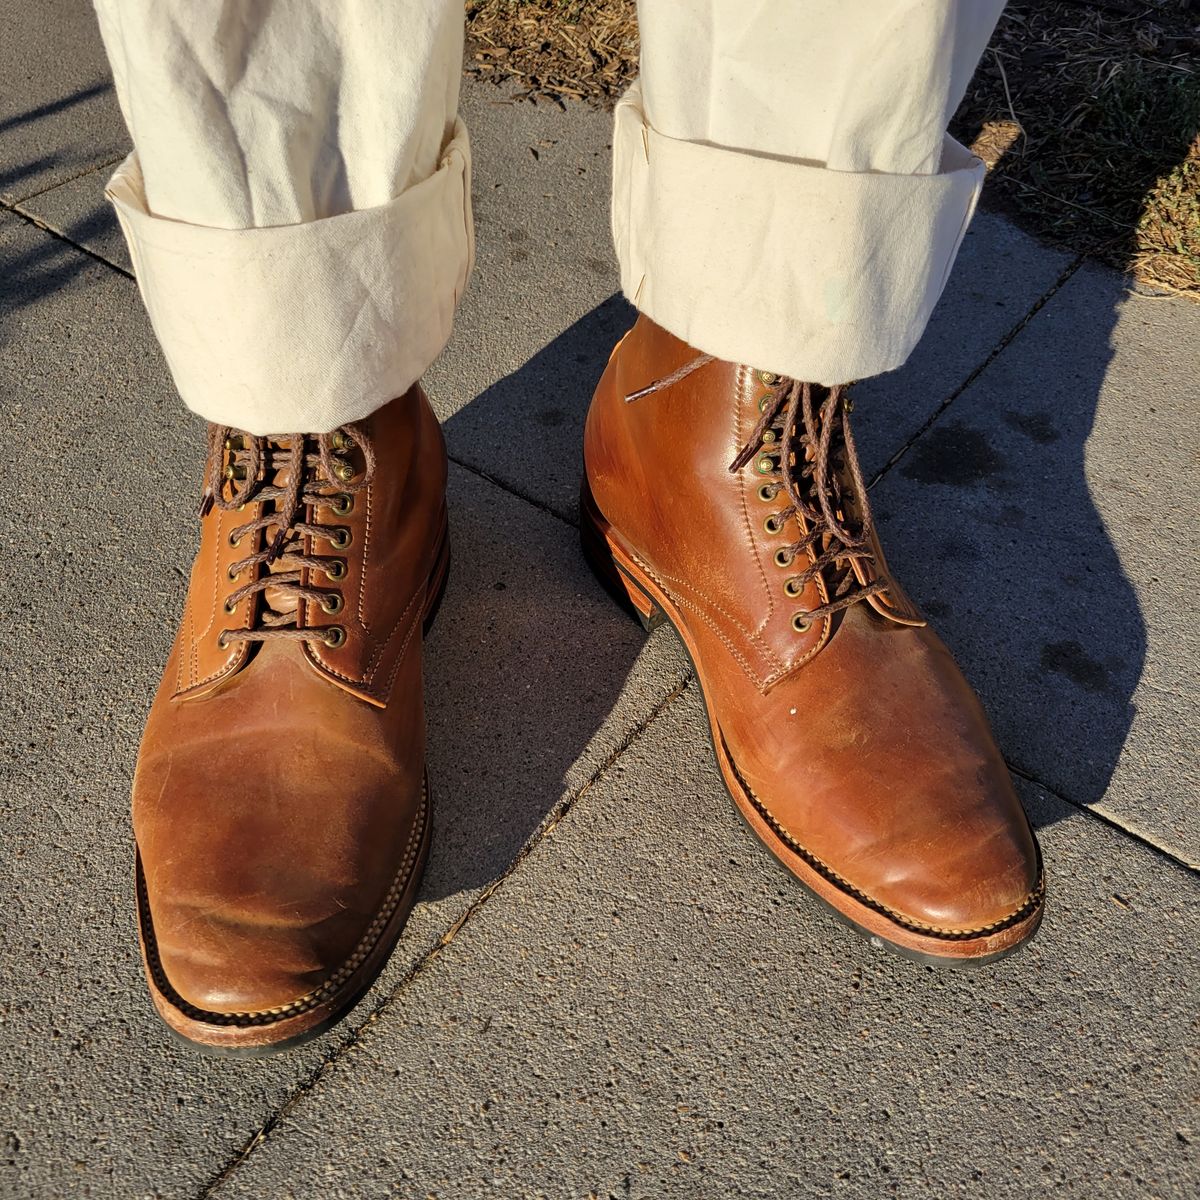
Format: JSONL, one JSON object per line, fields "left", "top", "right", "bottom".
{"left": 579, "top": 480, "right": 665, "bottom": 634}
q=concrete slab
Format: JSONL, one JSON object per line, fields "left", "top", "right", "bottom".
{"left": 211, "top": 688, "right": 1200, "bottom": 1200}
{"left": 0, "top": 213, "right": 688, "bottom": 1198}
{"left": 869, "top": 260, "right": 1200, "bottom": 864}
{"left": 0, "top": 0, "right": 125, "bottom": 204}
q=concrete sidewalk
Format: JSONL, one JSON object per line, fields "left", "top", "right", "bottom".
{"left": 2, "top": 6, "right": 1197, "bottom": 1198}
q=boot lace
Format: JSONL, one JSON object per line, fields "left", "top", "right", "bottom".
{"left": 199, "top": 423, "right": 376, "bottom": 649}
{"left": 628, "top": 358, "right": 884, "bottom": 631}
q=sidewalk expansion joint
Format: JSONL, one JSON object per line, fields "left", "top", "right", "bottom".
{"left": 3, "top": 197, "right": 133, "bottom": 280}
{"left": 194, "top": 669, "right": 693, "bottom": 1200}
{"left": 4, "top": 151, "right": 125, "bottom": 207}
{"left": 1007, "top": 759, "right": 1200, "bottom": 877}
{"left": 446, "top": 453, "right": 578, "bottom": 529}
{"left": 867, "top": 252, "right": 1087, "bottom": 490}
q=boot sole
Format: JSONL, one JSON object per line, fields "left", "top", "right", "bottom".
{"left": 579, "top": 480, "right": 1045, "bottom": 967}
{"left": 135, "top": 516, "right": 451, "bottom": 1055}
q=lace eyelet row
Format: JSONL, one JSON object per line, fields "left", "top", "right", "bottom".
{"left": 752, "top": 381, "right": 812, "bottom": 636}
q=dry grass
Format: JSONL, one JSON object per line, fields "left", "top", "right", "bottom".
{"left": 464, "top": 0, "right": 1200, "bottom": 297}
{"left": 951, "top": 0, "right": 1199, "bottom": 297}
{"left": 465, "top": 0, "right": 638, "bottom": 106}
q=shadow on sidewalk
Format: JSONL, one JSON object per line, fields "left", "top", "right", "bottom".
{"left": 417, "top": 269, "right": 1146, "bottom": 907}
{"left": 867, "top": 264, "right": 1148, "bottom": 822}
{"left": 417, "top": 296, "right": 668, "bottom": 904}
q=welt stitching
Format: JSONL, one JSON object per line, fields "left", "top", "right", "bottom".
{"left": 734, "top": 758, "right": 1044, "bottom": 938}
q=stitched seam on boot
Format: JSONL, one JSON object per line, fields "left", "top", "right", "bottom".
{"left": 735, "top": 365, "right": 776, "bottom": 640}
{"left": 138, "top": 784, "right": 429, "bottom": 1027}
{"left": 310, "top": 512, "right": 446, "bottom": 691}
{"left": 631, "top": 552, "right": 830, "bottom": 689}
{"left": 356, "top": 482, "right": 373, "bottom": 632}
{"left": 630, "top": 554, "right": 773, "bottom": 679}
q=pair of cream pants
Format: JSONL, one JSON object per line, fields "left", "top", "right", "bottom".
{"left": 95, "top": 1, "right": 1005, "bottom": 436}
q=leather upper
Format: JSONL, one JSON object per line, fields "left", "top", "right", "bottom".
{"left": 133, "top": 385, "right": 446, "bottom": 1013}
{"left": 584, "top": 317, "right": 1040, "bottom": 935}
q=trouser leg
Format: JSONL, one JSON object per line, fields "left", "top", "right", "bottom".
{"left": 617, "top": 0, "right": 1006, "bottom": 384}
{"left": 93, "top": 0, "right": 472, "bottom": 434}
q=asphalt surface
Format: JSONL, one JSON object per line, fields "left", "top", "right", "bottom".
{"left": 2, "top": 4, "right": 1197, "bottom": 1198}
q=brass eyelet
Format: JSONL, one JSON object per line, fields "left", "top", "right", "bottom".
{"left": 323, "top": 626, "right": 346, "bottom": 648}
{"left": 761, "top": 430, "right": 777, "bottom": 444}
{"left": 217, "top": 631, "right": 231, "bottom": 649}
{"left": 329, "top": 527, "right": 352, "bottom": 550}
{"left": 784, "top": 578, "right": 803, "bottom": 598}
{"left": 758, "top": 395, "right": 770, "bottom": 413}
{"left": 320, "top": 593, "right": 344, "bottom": 615}
{"left": 755, "top": 456, "right": 776, "bottom": 476}
{"left": 325, "top": 559, "right": 347, "bottom": 580}
{"left": 331, "top": 430, "right": 352, "bottom": 451}
{"left": 763, "top": 515, "right": 782, "bottom": 536}
{"left": 333, "top": 460, "right": 355, "bottom": 483}
{"left": 223, "top": 597, "right": 236, "bottom": 613}
{"left": 757, "top": 483, "right": 775, "bottom": 503}
{"left": 227, "top": 564, "right": 239, "bottom": 581}
{"left": 227, "top": 532, "right": 241, "bottom": 548}
{"left": 792, "top": 612, "right": 812, "bottom": 633}
{"left": 773, "top": 548, "right": 793, "bottom": 569}
{"left": 759, "top": 370, "right": 780, "bottom": 385}
{"left": 330, "top": 493, "right": 354, "bottom": 516}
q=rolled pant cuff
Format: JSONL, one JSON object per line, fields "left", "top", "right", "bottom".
{"left": 106, "top": 120, "right": 474, "bottom": 435}
{"left": 611, "top": 83, "right": 985, "bottom": 385}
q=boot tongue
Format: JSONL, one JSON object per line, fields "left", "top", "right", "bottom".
{"left": 260, "top": 436, "right": 308, "bottom": 619}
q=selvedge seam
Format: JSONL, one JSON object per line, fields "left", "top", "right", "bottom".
{"left": 138, "top": 782, "right": 429, "bottom": 1026}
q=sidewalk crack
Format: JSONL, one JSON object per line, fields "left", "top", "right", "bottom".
{"left": 446, "top": 453, "right": 578, "bottom": 529}
{"left": 194, "top": 669, "right": 692, "bottom": 1199}
{"left": 1007, "top": 759, "right": 1200, "bottom": 876}
{"left": 3, "top": 197, "right": 133, "bottom": 280}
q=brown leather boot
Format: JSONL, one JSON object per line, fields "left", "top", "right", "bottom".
{"left": 582, "top": 317, "right": 1044, "bottom": 963}
{"left": 132, "top": 385, "right": 448, "bottom": 1052}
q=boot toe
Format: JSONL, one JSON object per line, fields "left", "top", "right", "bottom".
{"left": 863, "top": 821, "right": 1043, "bottom": 938}
{"left": 148, "top": 904, "right": 345, "bottom": 1017}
